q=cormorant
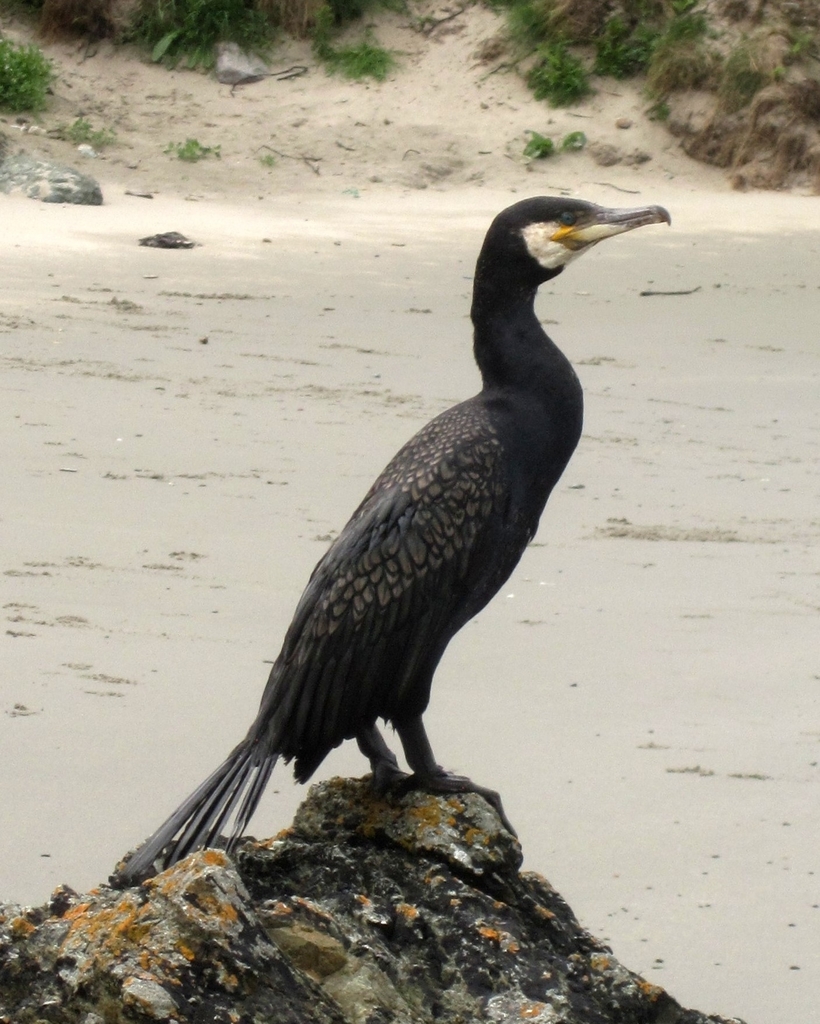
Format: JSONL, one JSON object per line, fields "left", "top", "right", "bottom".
{"left": 117, "top": 196, "right": 669, "bottom": 884}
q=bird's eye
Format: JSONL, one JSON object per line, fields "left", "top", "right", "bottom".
{"left": 558, "top": 212, "right": 577, "bottom": 227}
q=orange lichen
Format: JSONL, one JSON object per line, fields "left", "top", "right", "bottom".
{"left": 62, "top": 902, "right": 92, "bottom": 922}
{"left": 638, "top": 979, "right": 665, "bottom": 1001}
{"left": 464, "top": 827, "right": 489, "bottom": 846}
{"left": 477, "top": 926, "right": 502, "bottom": 943}
{"left": 408, "top": 801, "right": 444, "bottom": 829}
{"left": 590, "top": 954, "right": 613, "bottom": 972}
{"left": 10, "top": 917, "right": 36, "bottom": 939}
{"left": 178, "top": 943, "right": 196, "bottom": 962}
{"left": 201, "top": 849, "right": 229, "bottom": 867}
{"left": 396, "top": 903, "right": 419, "bottom": 921}
{"left": 267, "top": 901, "right": 294, "bottom": 919}
{"left": 521, "top": 1003, "right": 547, "bottom": 1019}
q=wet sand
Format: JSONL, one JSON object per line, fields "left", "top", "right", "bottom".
{"left": 1, "top": 186, "right": 818, "bottom": 1024}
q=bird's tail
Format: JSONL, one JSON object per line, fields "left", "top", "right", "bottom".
{"left": 113, "top": 738, "right": 278, "bottom": 886}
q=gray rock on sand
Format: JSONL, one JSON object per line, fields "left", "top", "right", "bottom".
{"left": 215, "top": 41, "right": 269, "bottom": 85}
{"left": 0, "top": 146, "right": 103, "bottom": 205}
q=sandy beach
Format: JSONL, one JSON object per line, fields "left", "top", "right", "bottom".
{"left": 1, "top": 12, "right": 819, "bottom": 1024}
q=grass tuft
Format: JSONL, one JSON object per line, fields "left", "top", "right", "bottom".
{"left": 594, "top": 16, "right": 659, "bottom": 78}
{"left": 56, "top": 116, "right": 116, "bottom": 148}
{"left": 312, "top": 5, "right": 395, "bottom": 80}
{"left": 129, "top": 0, "right": 275, "bottom": 69}
{"left": 526, "top": 41, "right": 591, "bottom": 105}
{"left": 645, "top": 9, "right": 717, "bottom": 96}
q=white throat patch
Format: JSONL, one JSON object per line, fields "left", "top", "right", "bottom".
{"left": 521, "top": 222, "right": 585, "bottom": 271}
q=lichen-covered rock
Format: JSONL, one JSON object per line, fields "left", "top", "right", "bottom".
{"left": 0, "top": 153, "right": 103, "bottom": 205}
{"left": 0, "top": 778, "right": 746, "bottom": 1024}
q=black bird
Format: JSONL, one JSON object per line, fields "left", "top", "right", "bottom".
{"left": 117, "top": 196, "right": 669, "bottom": 884}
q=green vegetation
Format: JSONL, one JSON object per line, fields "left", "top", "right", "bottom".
{"left": 523, "top": 131, "right": 554, "bottom": 158}
{"left": 129, "top": 0, "right": 275, "bottom": 68}
{"left": 526, "top": 41, "right": 590, "bottom": 105}
{"left": 560, "top": 129, "right": 586, "bottom": 151}
{"left": 0, "top": 37, "right": 52, "bottom": 112}
{"left": 259, "top": 152, "right": 276, "bottom": 167}
{"left": 717, "top": 31, "right": 789, "bottom": 112}
{"left": 56, "top": 116, "right": 116, "bottom": 149}
{"left": 312, "top": 5, "right": 395, "bottom": 80}
{"left": 523, "top": 129, "right": 586, "bottom": 159}
{"left": 165, "top": 138, "right": 221, "bottom": 161}
{"left": 645, "top": 9, "right": 717, "bottom": 96}
{"left": 594, "top": 17, "right": 658, "bottom": 79}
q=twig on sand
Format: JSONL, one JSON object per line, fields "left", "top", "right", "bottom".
{"left": 258, "top": 145, "right": 321, "bottom": 175}
{"left": 640, "top": 286, "right": 702, "bottom": 296}
{"left": 595, "top": 182, "right": 641, "bottom": 194}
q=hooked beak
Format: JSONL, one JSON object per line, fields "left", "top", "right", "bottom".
{"left": 552, "top": 204, "right": 671, "bottom": 251}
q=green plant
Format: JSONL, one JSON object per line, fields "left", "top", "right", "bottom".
{"left": 526, "top": 41, "right": 591, "bottom": 105}
{"left": 165, "top": 138, "right": 221, "bottom": 161}
{"left": 594, "top": 16, "right": 659, "bottom": 78}
{"left": 130, "top": 0, "right": 275, "bottom": 69}
{"left": 58, "top": 116, "right": 117, "bottom": 148}
{"left": 0, "top": 38, "right": 52, "bottom": 112}
{"left": 560, "top": 129, "right": 586, "bottom": 150}
{"left": 259, "top": 152, "right": 276, "bottom": 167}
{"left": 645, "top": 9, "right": 717, "bottom": 96}
{"left": 523, "top": 131, "right": 554, "bottom": 158}
{"left": 312, "top": 5, "right": 395, "bottom": 80}
{"left": 718, "top": 37, "right": 767, "bottom": 111}
{"left": 505, "top": 0, "right": 557, "bottom": 48}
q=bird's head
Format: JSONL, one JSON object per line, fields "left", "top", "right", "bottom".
{"left": 520, "top": 197, "right": 671, "bottom": 272}
{"left": 475, "top": 196, "right": 671, "bottom": 297}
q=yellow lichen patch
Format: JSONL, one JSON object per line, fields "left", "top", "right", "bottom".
{"left": 532, "top": 905, "right": 556, "bottom": 921}
{"left": 177, "top": 943, "right": 196, "bottom": 962}
{"left": 476, "top": 924, "right": 519, "bottom": 954}
{"left": 638, "top": 979, "right": 666, "bottom": 1001}
{"left": 201, "top": 849, "right": 229, "bottom": 868}
{"left": 355, "top": 894, "right": 372, "bottom": 907}
{"left": 10, "top": 916, "right": 36, "bottom": 939}
{"left": 408, "top": 801, "right": 444, "bottom": 830}
{"left": 62, "top": 902, "right": 92, "bottom": 922}
{"left": 464, "top": 827, "right": 489, "bottom": 847}
{"left": 293, "top": 897, "right": 333, "bottom": 921}
{"left": 63, "top": 897, "right": 153, "bottom": 954}
{"left": 396, "top": 903, "right": 419, "bottom": 921}
{"left": 521, "top": 1003, "right": 547, "bottom": 1019}
{"left": 266, "top": 901, "right": 294, "bottom": 920}
{"left": 590, "top": 953, "right": 613, "bottom": 972}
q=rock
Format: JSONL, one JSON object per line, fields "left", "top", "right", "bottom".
{"left": 0, "top": 777, "right": 748, "bottom": 1024}
{"left": 0, "top": 152, "right": 103, "bottom": 204}
{"left": 139, "top": 231, "right": 197, "bottom": 249}
{"left": 215, "top": 41, "right": 269, "bottom": 86}
{"left": 589, "top": 141, "right": 622, "bottom": 166}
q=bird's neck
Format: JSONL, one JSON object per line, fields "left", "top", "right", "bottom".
{"left": 471, "top": 281, "right": 572, "bottom": 396}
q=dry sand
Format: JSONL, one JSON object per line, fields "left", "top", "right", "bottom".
{"left": 1, "top": 10, "right": 819, "bottom": 1024}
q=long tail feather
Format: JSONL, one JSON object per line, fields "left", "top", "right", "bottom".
{"left": 114, "top": 739, "right": 278, "bottom": 885}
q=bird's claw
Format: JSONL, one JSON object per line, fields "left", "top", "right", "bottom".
{"left": 398, "top": 769, "right": 518, "bottom": 837}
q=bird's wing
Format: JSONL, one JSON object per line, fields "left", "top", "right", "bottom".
{"left": 253, "top": 419, "right": 509, "bottom": 776}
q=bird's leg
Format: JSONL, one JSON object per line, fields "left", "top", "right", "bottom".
{"left": 357, "top": 723, "right": 408, "bottom": 793}
{"left": 395, "top": 716, "right": 517, "bottom": 836}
